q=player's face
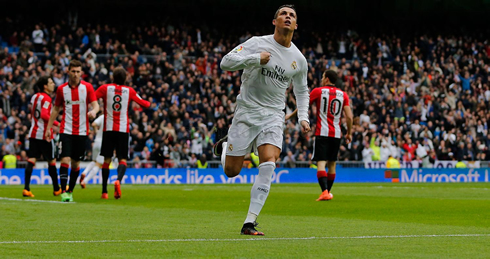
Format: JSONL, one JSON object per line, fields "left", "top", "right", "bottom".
{"left": 46, "top": 78, "right": 55, "bottom": 93}
{"left": 68, "top": 66, "right": 82, "bottom": 84}
{"left": 273, "top": 7, "right": 297, "bottom": 31}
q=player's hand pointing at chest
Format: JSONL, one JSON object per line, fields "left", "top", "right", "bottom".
{"left": 260, "top": 51, "right": 271, "bottom": 65}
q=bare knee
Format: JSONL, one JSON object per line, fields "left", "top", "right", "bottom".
{"left": 71, "top": 160, "right": 80, "bottom": 169}
{"left": 224, "top": 163, "right": 241, "bottom": 178}
{"left": 61, "top": 157, "right": 71, "bottom": 165}
{"left": 257, "top": 144, "right": 280, "bottom": 164}
{"left": 224, "top": 155, "right": 245, "bottom": 177}
{"left": 327, "top": 161, "right": 337, "bottom": 172}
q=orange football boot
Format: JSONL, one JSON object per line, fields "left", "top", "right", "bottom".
{"left": 114, "top": 180, "right": 121, "bottom": 199}
{"left": 316, "top": 190, "right": 333, "bottom": 201}
{"left": 53, "top": 189, "right": 62, "bottom": 196}
{"left": 22, "top": 189, "right": 35, "bottom": 197}
{"left": 80, "top": 174, "right": 86, "bottom": 189}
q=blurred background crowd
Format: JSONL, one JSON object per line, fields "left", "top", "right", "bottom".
{"left": 1, "top": 0, "right": 490, "bottom": 168}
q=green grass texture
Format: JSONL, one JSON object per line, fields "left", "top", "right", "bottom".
{"left": 1, "top": 183, "right": 489, "bottom": 258}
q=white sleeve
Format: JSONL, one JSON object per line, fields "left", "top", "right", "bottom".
{"left": 292, "top": 58, "right": 309, "bottom": 124}
{"left": 220, "top": 37, "right": 261, "bottom": 71}
{"left": 94, "top": 115, "right": 104, "bottom": 128}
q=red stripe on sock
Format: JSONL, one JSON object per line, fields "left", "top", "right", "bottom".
{"left": 120, "top": 161, "right": 127, "bottom": 166}
{"left": 61, "top": 163, "right": 69, "bottom": 168}
{"left": 317, "top": 170, "right": 327, "bottom": 178}
{"left": 28, "top": 160, "right": 36, "bottom": 166}
{"left": 327, "top": 173, "right": 336, "bottom": 180}
{"left": 76, "top": 167, "right": 80, "bottom": 171}
{"left": 102, "top": 163, "right": 110, "bottom": 169}
{"left": 49, "top": 163, "right": 56, "bottom": 167}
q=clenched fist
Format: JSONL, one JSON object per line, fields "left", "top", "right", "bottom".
{"left": 260, "top": 51, "right": 271, "bottom": 65}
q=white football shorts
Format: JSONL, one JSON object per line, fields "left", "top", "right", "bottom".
{"left": 226, "top": 106, "right": 284, "bottom": 156}
{"left": 92, "top": 140, "right": 105, "bottom": 164}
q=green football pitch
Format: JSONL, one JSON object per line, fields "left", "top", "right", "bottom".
{"left": 1, "top": 183, "right": 489, "bottom": 258}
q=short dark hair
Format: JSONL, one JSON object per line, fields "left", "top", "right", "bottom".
{"left": 113, "top": 67, "right": 127, "bottom": 85}
{"left": 35, "top": 76, "right": 50, "bottom": 92}
{"left": 274, "top": 4, "right": 296, "bottom": 20}
{"left": 68, "top": 60, "right": 82, "bottom": 70}
{"left": 323, "top": 70, "right": 338, "bottom": 84}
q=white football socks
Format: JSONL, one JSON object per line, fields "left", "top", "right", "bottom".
{"left": 221, "top": 142, "right": 228, "bottom": 169}
{"left": 81, "top": 161, "right": 95, "bottom": 177}
{"left": 82, "top": 164, "right": 100, "bottom": 184}
{"left": 245, "top": 161, "right": 275, "bottom": 224}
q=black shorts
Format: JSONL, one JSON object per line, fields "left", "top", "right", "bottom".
{"left": 59, "top": 133, "right": 87, "bottom": 161}
{"left": 28, "top": 138, "right": 55, "bottom": 161}
{"left": 312, "top": 136, "right": 341, "bottom": 161}
{"left": 101, "top": 131, "right": 129, "bottom": 160}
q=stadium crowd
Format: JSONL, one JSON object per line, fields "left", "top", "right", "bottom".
{"left": 1, "top": 16, "right": 490, "bottom": 168}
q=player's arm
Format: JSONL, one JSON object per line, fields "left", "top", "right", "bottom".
{"left": 87, "top": 85, "right": 99, "bottom": 120}
{"left": 292, "top": 60, "right": 310, "bottom": 133}
{"left": 343, "top": 93, "right": 353, "bottom": 144}
{"left": 343, "top": 105, "right": 353, "bottom": 144}
{"left": 286, "top": 88, "right": 319, "bottom": 120}
{"left": 95, "top": 85, "right": 106, "bottom": 100}
{"left": 40, "top": 101, "right": 59, "bottom": 127}
{"left": 130, "top": 88, "right": 151, "bottom": 108}
{"left": 46, "top": 87, "right": 64, "bottom": 140}
{"left": 285, "top": 109, "right": 297, "bottom": 121}
{"left": 309, "top": 88, "right": 321, "bottom": 105}
{"left": 45, "top": 105, "right": 61, "bottom": 141}
{"left": 88, "top": 101, "right": 99, "bottom": 120}
{"left": 220, "top": 37, "right": 263, "bottom": 71}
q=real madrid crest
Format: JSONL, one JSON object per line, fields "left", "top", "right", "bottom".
{"left": 228, "top": 144, "right": 233, "bottom": 151}
{"left": 291, "top": 61, "right": 297, "bottom": 70}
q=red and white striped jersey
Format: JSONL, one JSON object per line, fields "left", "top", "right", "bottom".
{"left": 310, "top": 86, "right": 350, "bottom": 138}
{"left": 28, "top": 92, "right": 56, "bottom": 140}
{"left": 95, "top": 84, "right": 150, "bottom": 133}
{"left": 54, "top": 81, "right": 96, "bottom": 136}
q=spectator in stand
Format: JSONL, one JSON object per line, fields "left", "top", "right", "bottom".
{"left": 403, "top": 138, "right": 417, "bottom": 161}
{"left": 32, "top": 25, "right": 44, "bottom": 52}
{"left": 370, "top": 135, "right": 381, "bottom": 161}
{"left": 2, "top": 150, "right": 17, "bottom": 169}
{"left": 196, "top": 154, "right": 208, "bottom": 168}
{"left": 349, "top": 141, "right": 362, "bottom": 161}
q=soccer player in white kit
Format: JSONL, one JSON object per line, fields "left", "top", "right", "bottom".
{"left": 79, "top": 115, "right": 105, "bottom": 189}
{"left": 214, "top": 4, "right": 310, "bottom": 235}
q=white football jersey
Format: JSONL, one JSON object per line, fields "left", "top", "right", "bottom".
{"left": 221, "top": 35, "right": 309, "bottom": 123}
{"left": 93, "top": 115, "right": 104, "bottom": 142}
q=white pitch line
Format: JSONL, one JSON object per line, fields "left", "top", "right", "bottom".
{"left": 0, "top": 197, "right": 76, "bottom": 204}
{"left": 1, "top": 234, "right": 489, "bottom": 245}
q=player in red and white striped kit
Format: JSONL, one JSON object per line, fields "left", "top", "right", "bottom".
{"left": 23, "top": 76, "right": 61, "bottom": 198}
{"left": 46, "top": 60, "right": 99, "bottom": 202}
{"left": 287, "top": 70, "right": 353, "bottom": 201}
{"left": 309, "top": 70, "right": 353, "bottom": 201}
{"left": 95, "top": 67, "right": 150, "bottom": 199}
